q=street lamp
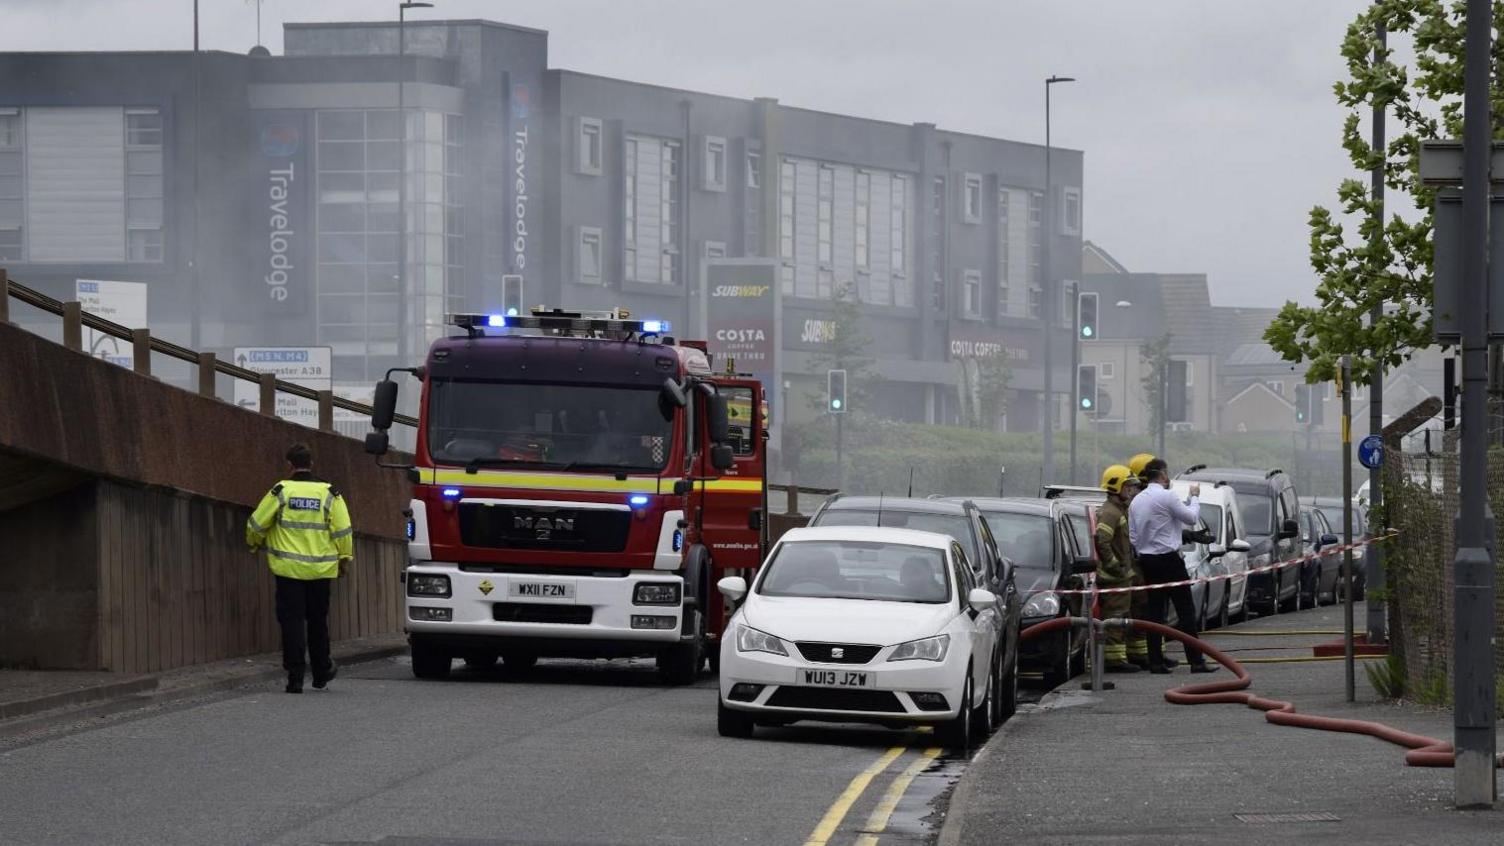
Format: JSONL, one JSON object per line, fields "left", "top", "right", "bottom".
{"left": 1041, "top": 74, "right": 1075, "bottom": 486}
{"left": 397, "top": 1, "right": 434, "bottom": 370}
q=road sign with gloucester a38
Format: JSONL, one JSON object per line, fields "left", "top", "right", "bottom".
{"left": 1358, "top": 434, "right": 1384, "bottom": 470}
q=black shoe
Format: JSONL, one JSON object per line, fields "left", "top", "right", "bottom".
{"left": 285, "top": 678, "right": 304, "bottom": 694}
{"left": 1148, "top": 663, "right": 1173, "bottom": 675}
{"left": 1104, "top": 662, "right": 1141, "bottom": 674}
{"left": 313, "top": 662, "right": 338, "bottom": 690}
{"left": 1189, "top": 662, "right": 1220, "bottom": 674}
{"left": 1129, "top": 658, "right": 1152, "bottom": 670}
{"left": 1163, "top": 656, "right": 1180, "bottom": 669}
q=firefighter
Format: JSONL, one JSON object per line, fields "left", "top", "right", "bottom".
{"left": 245, "top": 443, "right": 354, "bottom": 694}
{"left": 1123, "top": 453, "right": 1159, "bottom": 668}
{"left": 1094, "top": 465, "right": 1142, "bottom": 673}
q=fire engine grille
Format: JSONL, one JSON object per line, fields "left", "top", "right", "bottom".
{"left": 795, "top": 642, "right": 882, "bottom": 664}
{"left": 459, "top": 504, "right": 631, "bottom": 552}
{"left": 765, "top": 687, "right": 905, "bottom": 713}
{"left": 492, "top": 602, "right": 594, "bottom": 625}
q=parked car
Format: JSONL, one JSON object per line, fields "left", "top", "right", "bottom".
{"left": 716, "top": 526, "right": 1007, "bottom": 750}
{"left": 1177, "top": 466, "right": 1302, "bottom": 615}
{"left": 1297, "top": 504, "right": 1343, "bottom": 607}
{"left": 1170, "top": 480, "right": 1252, "bottom": 626}
{"left": 806, "top": 496, "right": 1022, "bottom": 710}
{"left": 939, "top": 497, "right": 1095, "bottom": 687}
{"left": 1304, "top": 496, "right": 1368, "bottom": 600}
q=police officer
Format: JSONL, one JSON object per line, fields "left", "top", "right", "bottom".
{"left": 1094, "top": 465, "right": 1142, "bottom": 673}
{"left": 245, "top": 443, "right": 354, "bottom": 693}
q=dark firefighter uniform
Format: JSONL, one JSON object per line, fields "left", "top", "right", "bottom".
{"left": 245, "top": 471, "right": 354, "bottom": 690}
{"left": 1094, "top": 465, "right": 1141, "bottom": 670}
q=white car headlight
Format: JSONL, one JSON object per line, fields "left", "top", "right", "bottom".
{"left": 1022, "top": 592, "right": 1060, "bottom": 618}
{"left": 887, "top": 634, "right": 950, "bottom": 663}
{"left": 735, "top": 624, "right": 788, "bottom": 657}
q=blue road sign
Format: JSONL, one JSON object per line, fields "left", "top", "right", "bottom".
{"left": 1358, "top": 434, "right": 1384, "bottom": 470}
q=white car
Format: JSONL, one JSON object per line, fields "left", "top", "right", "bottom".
{"left": 715, "top": 526, "right": 1004, "bottom": 750}
{"left": 1171, "top": 480, "right": 1252, "bottom": 626}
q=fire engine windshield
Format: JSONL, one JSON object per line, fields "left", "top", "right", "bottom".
{"left": 427, "top": 380, "right": 673, "bottom": 472}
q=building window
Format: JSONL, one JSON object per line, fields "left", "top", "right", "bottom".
{"left": 746, "top": 150, "right": 761, "bottom": 189}
{"left": 623, "top": 134, "right": 680, "bottom": 285}
{"left": 1267, "top": 380, "right": 1285, "bottom": 396}
{"left": 703, "top": 135, "right": 727, "bottom": 192}
{"left": 1099, "top": 361, "right": 1115, "bottom": 380}
{"left": 0, "top": 109, "right": 20, "bottom": 262}
{"left": 1062, "top": 186, "right": 1082, "bottom": 236}
{"left": 854, "top": 170, "right": 870, "bottom": 270}
{"left": 931, "top": 177, "right": 946, "bottom": 310}
{"left": 891, "top": 174, "right": 908, "bottom": 280}
{"left": 779, "top": 158, "right": 796, "bottom": 292}
{"left": 577, "top": 226, "right": 602, "bottom": 285}
{"left": 963, "top": 269, "right": 982, "bottom": 317}
{"left": 1028, "top": 190, "right": 1043, "bottom": 287}
{"left": 1028, "top": 285, "right": 1042, "bottom": 319}
{"left": 817, "top": 164, "right": 834, "bottom": 297}
{"left": 577, "top": 117, "right": 602, "bottom": 176}
{"left": 704, "top": 240, "right": 727, "bottom": 260}
{"left": 962, "top": 173, "right": 982, "bottom": 224}
{"left": 125, "top": 109, "right": 164, "bottom": 263}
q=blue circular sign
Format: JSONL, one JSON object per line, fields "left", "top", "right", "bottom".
{"left": 1358, "top": 434, "right": 1384, "bottom": 470}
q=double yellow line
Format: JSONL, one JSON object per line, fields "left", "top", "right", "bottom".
{"left": 803, "top": 744, "right": 944, "bottom": 846}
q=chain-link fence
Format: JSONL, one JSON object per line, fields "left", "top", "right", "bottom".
{"left": 1383, "top": 429, "right": 1504, "bottom": 708}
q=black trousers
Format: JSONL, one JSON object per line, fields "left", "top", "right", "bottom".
{"left": 1137, "top": 551, "right": 1205, "bottom": 667}
{"left": 274, "top": 576, "right": 333, "bottom": 679}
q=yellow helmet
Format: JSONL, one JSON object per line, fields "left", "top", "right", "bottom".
{"left": 1100, "top": 464, "right": 1137, "bottom": 495}
{"left": 1128, "top": 453, "right": 1157, "bottom": 480}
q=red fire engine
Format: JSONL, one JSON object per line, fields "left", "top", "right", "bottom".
{"left": 365, "top": 308, "right": 767, "bottom": 684}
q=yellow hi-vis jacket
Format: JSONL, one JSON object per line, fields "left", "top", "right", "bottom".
{"left": 245, "top": 474, "right": 354, "bottom": 580}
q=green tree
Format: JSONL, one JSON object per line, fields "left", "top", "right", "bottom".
{"left": 1265, "top": 0, "right": 1497, "bottom": 383}
{"left": 972, "top": 352, "right": 1013, "bottom": 431}
{"left": 1141, "top": 333, "right": 1172, "bottom": 436}
{"left": 804, "top": 281, "right": 881, "bottom": 413}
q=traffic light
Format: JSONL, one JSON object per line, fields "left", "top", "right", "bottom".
{"left": 1166, "top": 359, "right": 1188, "bottom": 423}
{"left": 1077, "top": 291, "right": 1098, "bottom": 340}
{"left": 1295, "top": 383, "right": 1310, "bottom": 425}
{"left": 501, "top": 274, "right": 524, "bottom": 317}
{"left": 827, "top": 369, "right": 847, "bottom": 414}
{"left": 1077, "top": 364, "right": 1097, "bottom": 413}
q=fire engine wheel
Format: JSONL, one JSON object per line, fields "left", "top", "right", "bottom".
{"left": 659, "top": 609, "right": 705, "bottom": 686}
{"left": 410, "top": 639, "right": 452, "bottom": 681}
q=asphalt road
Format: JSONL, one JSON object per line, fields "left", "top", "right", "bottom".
{"left": 0, "top": 657, "right": 1046, "bottom": 846}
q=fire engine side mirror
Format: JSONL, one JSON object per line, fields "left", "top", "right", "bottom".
{"left": 371, "top": 379, "right": 399, "bottom": 431}
{"left": 710, "top": 444, "right": 734, "bottom": 472}
{"left": 364, "top": 431, "right": 390, "bottom": 456}
{"left": 661, "top": 378, "right": 688, "bottom": 408}
{"left": 707, "top": 393, "right": 731, "bottom": 444}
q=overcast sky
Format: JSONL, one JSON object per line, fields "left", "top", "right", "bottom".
{"left": 2, "top": 0, "right": 1373, "bottom": 308}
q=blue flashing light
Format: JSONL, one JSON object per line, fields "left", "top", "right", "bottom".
{"left": 505, "top": 306, "right": 520, "bottom": 317}
{"left": 405, "top": 518, "right": 416, "bottom": 541}
{"left": 441, "top": 487, "right": 463, "bottom": 500}
{"left": 628, "top": 494, "right": 651, "bottom": 507}
{"left": 486, "top": 314, "right": 507, "bottom": 327}
{"left": 641, "top": 319, "right": 669, "bottom": 334}
{"left": 672, "top": 529, "right": 684, "bottom": 552}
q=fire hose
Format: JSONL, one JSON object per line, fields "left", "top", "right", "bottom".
{"left": 1019, "top": 615, "right": 1504, "bottom": 769}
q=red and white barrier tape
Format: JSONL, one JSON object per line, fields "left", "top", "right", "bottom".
{"left": 1052, "top": 531, "right": 1398, "bottom": 596}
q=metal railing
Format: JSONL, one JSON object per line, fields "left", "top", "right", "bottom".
{"left": 1, "top": 269, "right": 417, "bottom": 433}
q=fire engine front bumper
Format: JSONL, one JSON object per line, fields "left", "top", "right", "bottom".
{"left": 403, "top": 563, "right": 688, "bottom": 649}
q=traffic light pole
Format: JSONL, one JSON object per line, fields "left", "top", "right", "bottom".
{"left": 1069, "top": 282, "right": 1080, "bottom": 484}
{"left": 835, "top": 411, "right": 844, "bottom": 492}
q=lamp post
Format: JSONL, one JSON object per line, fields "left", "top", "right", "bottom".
{"left": 1115, "top": 299, "right": 1131, "bottom": 434}
{"left": 397, "top": 1, "right": 434, "bottom": 370}
{"left": 1068, "top": 280, "right": 1079, "bottom": 483}
{"left": 1041, "top": 74, "right": 1074, "bottom": 486}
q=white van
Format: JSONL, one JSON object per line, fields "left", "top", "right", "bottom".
{"left": 1171, "top": 481, "right": 1252, "bottom": 627}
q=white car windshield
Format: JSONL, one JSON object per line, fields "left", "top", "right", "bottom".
{"left": 757, "top": 540, "right": 951, "bottom": 604}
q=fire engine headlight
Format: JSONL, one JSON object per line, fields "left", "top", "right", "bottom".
{"left": 407, "top": 574, "right": 452, "bottom": 597}
{"left": 633, "top": 582, "right": 681, "bottom": 606}
{"left": 736, "top": 624, "right": 788, "bottom": 657}
{"left": 410, "top": 606, "right": 452, "bottom": 622}
{"left": 1022, "top": 592, "right": 1060, "bottom": 619}
{"left": 887, "top": 634, "right": 950, "bottom": 663}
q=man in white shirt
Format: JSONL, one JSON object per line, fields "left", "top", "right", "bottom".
{"left": 1128, "top": 457, "right": 1217, "bottom": 674}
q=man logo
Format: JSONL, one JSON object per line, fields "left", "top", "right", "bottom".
{"left": 514, "top": 515, "right": 575, "bottom": 539}
{"left": 831, "top": 647, "right": 845, "bottom": 659}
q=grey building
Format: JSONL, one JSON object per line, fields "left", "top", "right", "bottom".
{"left": 0, "top": 17, "right": 1083, "bottom": 441}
